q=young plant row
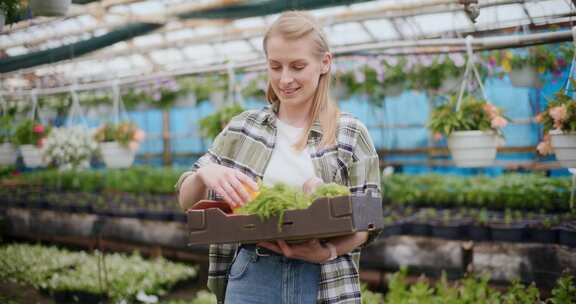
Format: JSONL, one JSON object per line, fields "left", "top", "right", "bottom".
{"left": 0, "top": 243, "right": 197, "bottom": 302}
{"left": 363, "top": 267, "right": 576, "bottom": 304}
{"left": 382, "top": 173, "right": 572, "bottom": 211}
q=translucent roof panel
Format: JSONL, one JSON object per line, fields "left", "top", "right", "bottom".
{"left": 129, "top": 54, "right": 151, "bottom": 68}
{"left": 410, "top": 11, "right": 472, "bottom": 36}
{"left": 183, "top": 44, "right": 217, "bottom": 60}
{"left": 363, "top": 19, "right": 400, "bottom": 40}
{"left": 5, "top": 46, "right": 27, "bottom": 56}
{"left": 524, "top": 0, "right": 573, "bottom": 18}
{"left": 133, "top": 33, "right": 165, "bottom": 47}
{"left": 213, "top": 40, "right": 254, "bottom": 58}
{"left": 326, "top": 22, "right": 373, "bottom": 46}
{"left": 232, "top": 17, "right": 267, "bottom": 29}
{"left": 165, "top": 28, "right": 196, "bottom": 42}
{"left": 475, "top": 4, "right": 528, "bottom": 30}
{"left": 149, "top": 48, "right": 185, "bottom": 65}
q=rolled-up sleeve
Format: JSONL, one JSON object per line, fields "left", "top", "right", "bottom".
{"left": 348, "top": 121, "right": 382, "bottom": 247}
{"left": 174, "top": 128, "right": 229, "bottom": 192}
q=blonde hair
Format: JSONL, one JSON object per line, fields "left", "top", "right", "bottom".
{"left": 263, "top": 10, "right": 340, "bottom": 151}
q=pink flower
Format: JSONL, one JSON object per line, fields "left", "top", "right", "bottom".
{"left": 433, "top": 133, "right": 443, "bottom": 141}
{"left": 33, "top": 124, "right": 45, "bottom": 133}
{"left": 483, "top": 104, "right": 498, "bottom": 119}
{"left": 133, "top": 129, "right": 146, "bottom": 142}
{"left": 549, "top": 105, "right": 567, "bottom": 124}
{"left": 128, "top": 141, "right": 140, "bottom": 152}
{"left": 536, "top": 141, "right": 553, "bottom": 155}
{"left": 491, "top": 116, "right": 508, "bottom": 128}
{"left": 534, "top": 113, "right": 544, "bottom": 123}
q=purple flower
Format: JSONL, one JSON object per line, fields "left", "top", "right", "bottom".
{"left": 449, "top": 53, "right": 465, "bottom": 67}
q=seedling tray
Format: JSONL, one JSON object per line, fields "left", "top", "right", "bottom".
{"left": 186, "top": 192, "right": 383, "bottom": 245}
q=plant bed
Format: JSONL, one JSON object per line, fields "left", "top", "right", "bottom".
{"left": 430, "top": 223, "right": 463, "bottom": 240}
{"left": 526, "top": 227, "right": 558, "bottom": 244}
{"left": 465, "top": 224, "right": 492, "bottom": 241}
{"left": 51, "top": 290, "right": 107, "bottom": 304}
{"left": 557, "top": 223, "right": 576, "bottom": 247}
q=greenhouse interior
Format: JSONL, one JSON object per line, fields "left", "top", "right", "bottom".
{"left": 1, "top": 0, "right": 576, "bottom": 303}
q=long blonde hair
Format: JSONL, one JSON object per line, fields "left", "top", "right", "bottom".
{"left": 263, "top": 11, "right": 340, "bottom": 151}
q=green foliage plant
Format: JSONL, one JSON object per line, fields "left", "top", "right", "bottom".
{"left": 199, "top": 103, "right": 245, "bottom": 140}
{"left": 13, "top": 119, "right": 51, "bottom": 146}
{"left": 535, "top": 79, "right": 576, "bottom": 156}
{"left": 429, "top": 95, "right": 508, "bottom": 138}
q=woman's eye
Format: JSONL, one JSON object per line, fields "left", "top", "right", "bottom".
{"left": 293, "top": 66, "right": 305, "bottom": 71}
{"left": 270, "top": 66, "right": 281, "bottom": 71}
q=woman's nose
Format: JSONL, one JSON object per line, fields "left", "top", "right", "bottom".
{"left": 280, "top": 70, "right": 294, "bottom": 85}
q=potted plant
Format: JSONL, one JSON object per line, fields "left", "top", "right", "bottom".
{"left": 0, "top": 0, "right": 21, "bottom": 30}
{"left": 491, "top": 209, "right": 526, "bottom": 243}
{"left": 0, "top": 115, "right": 17, "bottom": 165}
{"left": 94, "top": 121, "right": 146, "bottom": 168}
{"left": 429, "top": 95, "right": 508, "bottom": 167}
{"left": 526, "top": 212, "right": 559, "bottom": 244}
{"left": 29, "top": 0, "right": 71, "bottom": 17}
{"left": 431, "top": 209, "right": 464, "bottom": 240}
{"left": 14, "top": 119, "right": 51, "bottom": 168}
{"left": 536, "top": 81, "right": 576, "bottom": 168}
{"left": 467, "top": 208, "right": 492, "bottom": 241}
{"left": 497, "top": 46, "right": 562, "bottom": 88}
{"left": 414, "top": 54, "right": 465, "bottom": 93}
{"left": 43, "top": 126, "right": 98, "bottom": 171}
{"left": 199, "top": 103, "right": 244, "bottom": 140}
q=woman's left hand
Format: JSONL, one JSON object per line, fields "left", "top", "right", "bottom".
{"left": 257, "top": 239, "right": 330, "bottom": 264}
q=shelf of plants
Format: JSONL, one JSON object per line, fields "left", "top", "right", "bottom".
{"left": 0, "top": 167, "right": 574, "bottom": 247}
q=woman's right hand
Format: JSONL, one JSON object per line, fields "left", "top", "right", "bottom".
{"left": 197, "top": 163, "right": 258, "bottom": 209}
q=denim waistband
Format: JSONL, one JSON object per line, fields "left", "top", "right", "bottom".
{"left": 240, "top": 244, "right": 283, "bottom": 257}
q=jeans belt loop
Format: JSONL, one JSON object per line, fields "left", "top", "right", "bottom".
{"left": 255, "top": 247, "right": 271, "bottom": 257}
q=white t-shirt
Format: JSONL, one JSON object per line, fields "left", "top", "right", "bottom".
{"left": 263, "top": 118, "right": 317, "bottom": 189}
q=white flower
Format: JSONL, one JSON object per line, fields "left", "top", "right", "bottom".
{"left": 43, "top": 126, "right": 98, "bottom": 170}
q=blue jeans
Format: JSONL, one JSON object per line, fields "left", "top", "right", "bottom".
{"left": 224, "top": 246, "right": 321, "bottom": 304}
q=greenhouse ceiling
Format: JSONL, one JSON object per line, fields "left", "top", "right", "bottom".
{"left": 0, "top": 0, "right": 574, "bottom": 93}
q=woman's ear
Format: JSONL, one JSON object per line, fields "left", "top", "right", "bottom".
{"left": 321, "top": 52, "right": 332, "bottom": 74}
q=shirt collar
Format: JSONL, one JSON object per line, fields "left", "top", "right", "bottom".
{"left": 258, "top": 103, "right": 323, "bottom": 137}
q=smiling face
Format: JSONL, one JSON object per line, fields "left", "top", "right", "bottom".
{"left": 265, "top": 35, "right": 331, "bottom": 112}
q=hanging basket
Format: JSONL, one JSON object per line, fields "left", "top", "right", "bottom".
{"left": 20, "top": 144, "right": 46, "bottom": 168}
{"left": 509, "top": 66, "right": 543, "bottom": 88}
{"left": 550, "top": 131, "right": 576, "bottom": 168}
{"left": 0, "top": 143, "right": 17, "bottom": 165}
{"left": 100, "top": 141, "right": 135, "bottom": 169}
{"left": 447, "top": 131, "right": 498, "bottom": 167}
{"left": 30, "top": 0, "right": 71, "bottom": 17}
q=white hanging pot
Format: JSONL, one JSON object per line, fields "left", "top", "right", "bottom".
{"left": 20, "top": 144, "right": 47, "bottom": 168}
{"left": 30, "top": 0, "right": 71, "bottom": 17}
{"left": 0, "top": 143, "right": 17, "bottom": 165}
{"left": 509, "top": 66, "right": 543, "bottom": 88}
{"left": 100, "top": 141, "right": 135, "bottom": 169}
{"left": 447, "top": 130, "right": 499, "bottom": 167}
{"left": 550, "top": 130, "right": 576, "bottom": 168}
{"left": 383, "top": 83, "right": 403, "bottom": 97}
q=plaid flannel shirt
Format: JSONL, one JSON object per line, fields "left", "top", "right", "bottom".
{"left": 176, "top": 106, "right": 381, "bottom": 304}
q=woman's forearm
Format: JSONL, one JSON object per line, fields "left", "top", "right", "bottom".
{"left": 178, "top": 172, "right": 208, "bottom": 210}
{"left": 328, "top": 231, "right": 368, "bottom": 256}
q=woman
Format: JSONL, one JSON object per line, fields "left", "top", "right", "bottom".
{"left": 176, "top": 11, "right": 381, "bottom": 304}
